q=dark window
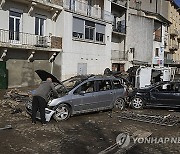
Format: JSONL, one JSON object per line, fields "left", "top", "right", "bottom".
{"left": 96, "top": 33, "right": 104, "bottom": 42}
{"left": 155, "top": 48, "right": 159, "bottom": 57}
{"left": 73, "top": 32, "right": 83, "bottom": 39}
{"left": 35, "top": 16, "right": 45, "bottom": 36}
{"left": 113, "top": 80, "right": 123, "bottom": 89}
{"left": 85, "top": 20, "right": 95, "bottom": 27}
{"left": 85, "top": 27, "right": 94, "bottom": 40}
{"left": 74, "top": 81, "right": 95, "bottom": 94}
{"left": 150, "top": 0, "right": 152, "bottom": 3}
{"left": 97, "top": 80, "right": 112, "bottom": 91}
{"left": 9, "top": 11, "right": 21, "bottom": 41}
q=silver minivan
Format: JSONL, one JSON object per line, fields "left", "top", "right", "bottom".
{"left": 26, "top": 70, "right": 127, "bottom": 121}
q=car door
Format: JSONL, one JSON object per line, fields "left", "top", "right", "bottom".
{"left": 169, "top": 83, "right": 180, "bottom": 108}
{"left": 150, "top": 83, "right": 176, "bottom": 107}
{"left": 71, "top": 80, "right": 97, "bottom": 112}
{"left": 96, "top": 79, "right": 114, "bottom": 108}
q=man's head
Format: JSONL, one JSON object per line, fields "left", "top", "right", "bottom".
{"left": 46, "top": 78, "right": 52, "bottom": 82}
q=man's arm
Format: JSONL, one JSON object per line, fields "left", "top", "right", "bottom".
{"left": 50, "top": 83, "right": 59, "bottom": 97}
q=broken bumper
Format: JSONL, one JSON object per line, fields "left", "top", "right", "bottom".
{"left": 26, "top": 103, "right": 55, "bottom": 122}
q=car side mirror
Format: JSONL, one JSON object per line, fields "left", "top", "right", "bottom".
{"left": 79, "top": 91, "right": 86, "bottom": 95}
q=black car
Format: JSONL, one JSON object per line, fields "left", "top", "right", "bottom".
{"left": 130, "top": 81, "right": 180, "bottom": 109}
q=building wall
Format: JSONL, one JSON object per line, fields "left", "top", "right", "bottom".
{"left": 127, "top": 14, "right": 154, "bottom": 64}
{"left": 60, "top": 11, "right": 112, "bottom": 80}
{"left": 129, "top": 0, "right": 169, "bottom": 19}
{"left": 0, "top": 1, "right": 62, "bottom": 87}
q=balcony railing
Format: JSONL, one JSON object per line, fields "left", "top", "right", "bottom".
{"left": 64, "top": 0, "right": 113, "bottom": 22}
{"left": 164, "top": 58, "right": 174, "bottom": 64}
{"left": 169, "top": 44, "right": 179, "bottom": 51}
{"left": 0, "top": 29, "right": 62, "bottom": 49}
{"left": 111, "top": 50, "right": 127, "bottom": 61}
{"left": 170, "top": 28, "right": 178, "bottom": 36}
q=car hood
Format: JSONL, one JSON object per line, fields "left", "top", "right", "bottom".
{"left": 35, "top": 70, "right": 62, "bottom": 84}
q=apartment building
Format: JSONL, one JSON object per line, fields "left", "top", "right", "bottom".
{"left": 126, "top": 0, "right": 170, "bottom": 67}
{"left": 0, "top": 0, "right": 63, "bottom": 87}
{"left": 0, "top": 0, "right": 114, "bottom": 87}
{"left": 164, "top": 1, "right": 180, "bottom": 69}
{"left": 59, "top": 0, "right": 113, "bottom": 80}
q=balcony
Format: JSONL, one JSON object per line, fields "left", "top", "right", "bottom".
{"left": 169, "top": 44, "right": 179, "bottom": 51}
{"left": 7, "top": 0, "right": 63, "bottom": 12}
{"left": 112, "top": 20, "right": 126, "bottom": 35}
{"left": 164, "top": 58, "right": 174, "bottom": 64}
{"left": 0, "top": 29, "right": 62, "bottom": 51}
{"left": 111, "top": 0, "right": 127, "bottom": 8}
{"left": 170, "top": 28, "right": 178, "bottom": 36}
{"left": 111, "top": 50, "right": 127, "bottom": 61}
{"left": 64, "top": 0, "right": 113, "bottom": 22}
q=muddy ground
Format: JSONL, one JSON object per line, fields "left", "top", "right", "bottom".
{"left": 0, "top": 88, "right": 180, "bottom": 154}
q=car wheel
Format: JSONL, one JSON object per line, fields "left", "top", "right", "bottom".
{"left": 114, "top": 97, "right": 125, "bottom": 110}
{"left": 53, "top": 104, "right": 71, "bottom": 121}
{"left": 131, "top": 97, "right": 144, "bottom": 109}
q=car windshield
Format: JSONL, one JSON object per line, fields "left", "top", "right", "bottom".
{"left": 62, "top": 77, "right": 85, "bottom": 91}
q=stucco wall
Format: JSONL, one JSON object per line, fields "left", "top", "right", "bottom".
{"left": 127, "top": 14, "right": 154, "bottom": 64}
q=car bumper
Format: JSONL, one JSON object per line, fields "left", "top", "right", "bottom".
{"left": 26, "top": 103, "right": 55, "bottom": 122}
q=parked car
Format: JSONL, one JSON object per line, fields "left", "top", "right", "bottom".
{"left": 130, "top": 81, "right": 180, "bottom": 109}
{"left": 26, "top": 70, "right": 128, "bottom": 121}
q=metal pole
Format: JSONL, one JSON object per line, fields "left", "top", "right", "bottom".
{"left": 51, "top": 62, "right": 54, "bottom": 74}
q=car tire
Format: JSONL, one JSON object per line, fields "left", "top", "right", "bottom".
{"left": 114, "top": 97, "right": 125, "bottom": 110}
{"left": 53, "top": 104, "right": 71, "bottom": 121}
{"left": 131, "top": 97, "right": 144, "bottom": 109}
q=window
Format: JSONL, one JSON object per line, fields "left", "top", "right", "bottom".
{"left": 113, "top": 80, "right": 123, "bottom": 89}
{"left": 73, "top": 17, "right": 84, "bottom": 39}
{"left": 74, "top": 81, "right": 95, "bottom": 94}
{"left": 97, "top": 80, "right": 112, "bottom": 91}
{"left": 35, "top": 15, "right": 46, "bottom": 36}
{"left": 85, "top": 20, "right": 95, "bottom": 40}
{"left": 155, "top": 48, "right": 159, "bottom": 57}
{"left": 150, "top": 0, "right": 152, "bottom": 3}
{"left": 96, "top": 23, "right": 105, "bottom": 42}
{"left": 72, "top": 17, "right": 105, "bottom": 43}
{"left": 9, "top": 11, "right": 21, "bottom": 41}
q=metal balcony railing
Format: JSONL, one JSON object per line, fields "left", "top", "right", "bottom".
{"left": 64, "top": 0, "right": 113, "bottom": 22}
{"left": 0, "top": 29, "right": 50, "bottom": 48}
{"left": 111, "top": 50, "right": 127, "bottom": 61}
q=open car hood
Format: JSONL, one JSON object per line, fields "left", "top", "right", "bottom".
{"left": 35, "top": 70, "right": 62, "bottom": 84}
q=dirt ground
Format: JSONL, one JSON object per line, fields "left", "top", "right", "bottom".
{"left": 0, "top": 88, "right": 180, "bottom": 154}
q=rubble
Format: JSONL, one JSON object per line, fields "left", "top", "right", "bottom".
{"left": 118, "top": 111, "right": 180, "bottom": 126}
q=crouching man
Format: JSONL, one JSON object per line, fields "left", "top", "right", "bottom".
{"left": 32, "top": 78, "right": 58, "bottom": 125}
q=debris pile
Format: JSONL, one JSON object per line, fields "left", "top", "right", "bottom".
{"left": 3, "top": 88, "right": 31, "bottom": 102}
{"left": 0, "top": 88, "right": 32, "bottom": 116}
{"left": 118, "top": 111, "right": 180, "bottom": 126}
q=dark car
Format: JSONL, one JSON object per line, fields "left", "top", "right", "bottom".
{"left": 130, "top": 81, "right": 180, "bottom": 109}
{"left": 26, "top": 70, "right": 128, "bottom": 121}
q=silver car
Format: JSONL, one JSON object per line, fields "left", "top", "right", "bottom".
{"left": 26, "top": 70, "right": 127, "bottom": 121}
